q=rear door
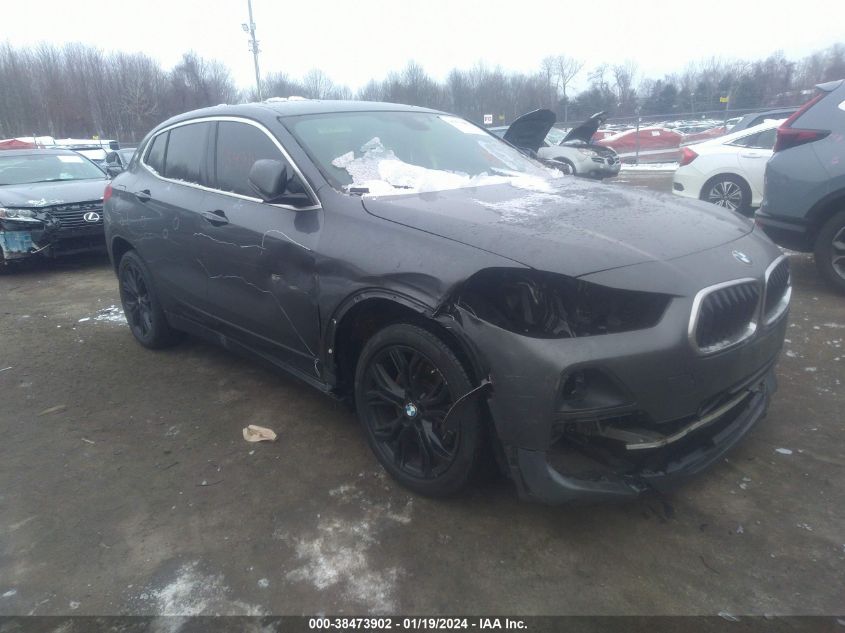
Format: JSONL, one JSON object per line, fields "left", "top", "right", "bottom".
{"left": 135, "top": 121, "right": 214, "bottom": 316}
{"left": 733, "top": 128, "right": 776, "bottom": 204}
{"left": 198, "top": 119, "right": 323, "bottom": 373}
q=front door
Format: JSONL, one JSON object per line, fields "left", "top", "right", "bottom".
{"left": 198, "top": 120, "right": 323, "bottom": 375}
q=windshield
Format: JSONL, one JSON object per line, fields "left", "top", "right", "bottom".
{"left": 286, "top": 111, "right": 553, "bottom": 195}
{"left": 545, "top": 128, "right": 568, "bottom": 145}
{"left": 0, "top": 153, "right": 106, "bottom": 186}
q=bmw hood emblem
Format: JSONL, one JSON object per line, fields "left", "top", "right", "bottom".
{"left": 732, "top": 250, "right": 752, "bottom": 265}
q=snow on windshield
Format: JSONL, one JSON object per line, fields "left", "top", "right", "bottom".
{"left": 331, "top": 137, "right": 559, "bottom": 196}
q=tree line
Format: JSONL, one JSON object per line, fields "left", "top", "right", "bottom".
{"left": 1, "top": 41, "right": 843, "bottom": 143}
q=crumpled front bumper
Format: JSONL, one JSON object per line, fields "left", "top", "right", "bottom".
{"left": 0, "top": 216, "right": 104, "bottom": 261}
{"left": 510, "top": 365, "right": 775, "bottom": 504}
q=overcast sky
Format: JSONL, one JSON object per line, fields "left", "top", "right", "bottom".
{"left": 3, "top": 0, "right": 843, "bottom": 91}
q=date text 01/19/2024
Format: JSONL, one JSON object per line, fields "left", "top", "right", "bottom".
{"left": 308, "top": 617, "right": 528, "bottom": 630}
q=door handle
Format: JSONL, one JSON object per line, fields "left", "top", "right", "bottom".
{"left": 134, "top": 189, "right": 151, "bottom": 202}
{"left": 202, "top": 210, "right": 229, "bottom": 226}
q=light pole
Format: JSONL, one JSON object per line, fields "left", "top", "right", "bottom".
{"left": 242, "top": 0, "right": 262, "bottom": 101}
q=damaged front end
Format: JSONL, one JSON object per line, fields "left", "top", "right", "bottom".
{"left": 0, "top": 207, "right": 59, "bottom": 266}
{"left": 0, "top": 202, "right": 106, "bottom": 268}
{"left": 445, "top": 263, "right": 786, "bottom": 503}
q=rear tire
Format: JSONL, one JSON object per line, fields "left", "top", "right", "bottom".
{"left": 700, "top": 175, "right": 752, "bottom": 215}
{"left": 354, "top": 323, "right": 484, "bottom": 497}
{"left": 117, "top": 250, "right": 182, "bottom": 349}
{"left": 813, "top": 210, "right": 845, "bottom": 293}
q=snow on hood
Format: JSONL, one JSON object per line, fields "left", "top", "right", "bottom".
{"left": 331, "top": 137, "right": 560, "bottom": 196}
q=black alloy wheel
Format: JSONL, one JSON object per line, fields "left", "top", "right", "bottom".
{"left": 118, "top": 250, "right": 181, "bottom": 348}
{"left": 355, "top": 323, "right": 483, "bottom": 496}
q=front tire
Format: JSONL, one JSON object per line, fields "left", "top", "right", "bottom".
{"left": 701, "top": 175, "right": 752, "bottom": 215}
{"left": 118, "top": 250, "right": 182, "bottom": 348}
{"left": 354, "top": 323, "right": 484, "bottom": 497}
{"left": 554, "top": 158, "right": 576, "bottom": 175}
{"left": 814, "top": 210, "right": 845, "bottom": 293}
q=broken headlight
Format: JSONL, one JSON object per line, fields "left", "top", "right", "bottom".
{"left": 0, "top": 207, "right": 40, "bottom": 222}
{"left": 457, "top": 268, "right": 670, "bottom": 339}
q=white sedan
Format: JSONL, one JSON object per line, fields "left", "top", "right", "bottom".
{"left": 672, "top": 119, "right": 783, "bottom": 215}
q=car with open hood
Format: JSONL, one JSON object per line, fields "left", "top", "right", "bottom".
{"left": 500, "top": 109, "right": 621, "bottom": 179}
{"left": 104, "top": 100, "right": 789, "bottom": 504}
{"left": 0, "top": 148, "right": 109, "bottom": 269}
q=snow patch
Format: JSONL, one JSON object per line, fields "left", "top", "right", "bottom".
{"left": 332, "top": 137, "right": 557, "bottom": 196}
{"left": 775, "top": 448, "right": 793, "bottom": 455}
{"left": 284, "top": 482, "right": 413, "bottom": 613}
{"left": 1, "top": 589, "right": 16, "bottom": 598}
{"left": 620, "top": 162, "right": 679, "bottom": 171}
{"left": 475, "top": 192, "right": 566, "bottom": 224}
{"left": 142, "top": 562, "right": 263, "bottom": 616}
{"left": 90, "top": 305, "right": 127, "bottom": 325}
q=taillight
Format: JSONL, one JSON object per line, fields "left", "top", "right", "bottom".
{"left": 679, "top": 146, "right": 698, "bottom": 166}
{"left": 103, "top": 183, "right": 113, "bottom": 203}
{"left": 773, "top": 92, "right": 829, "bottom": 152}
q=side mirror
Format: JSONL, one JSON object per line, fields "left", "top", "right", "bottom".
{"left": 106, "top": 165, "right": 123, "bottom": 178}
{"left": 248, "top": 159, "right": 288, "bottom": 202}
{"left": 248, "top": 159, "right": 312, "bottom": 207}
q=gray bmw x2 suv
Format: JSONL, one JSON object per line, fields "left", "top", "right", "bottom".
{"left": 757, "top": 79, "right": 845, "bottom": 292}
{"left": 104, "top": 100, "right": 790, "bottom": 503}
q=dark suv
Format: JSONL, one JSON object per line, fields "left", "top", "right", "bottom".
{"left": 756, "top": 79, "right": 845, "bottom": 291}
{"left": 104, "top": 100, "right": 789, "bottom": 504}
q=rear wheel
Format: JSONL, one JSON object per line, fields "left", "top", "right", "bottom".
{"left": 701, "top": 175, "right": 751, "bottom": 215}
{"left": 814, "top": 210, "right": 845, "bottom": 293}
{"left": 354, "top": 323, "right": 483, "bottom": 497}
{"left": 118, "top": 250, "right": 182, "bottom": 348}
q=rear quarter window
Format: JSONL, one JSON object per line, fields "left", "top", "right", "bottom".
{"left": 145, "top": 132, "right": 168, "bottom": 174}
{"left": 163, "top": 122, "right": 211, "bottom": 185}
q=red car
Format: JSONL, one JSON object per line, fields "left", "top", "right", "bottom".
{"left": 680, "top": 126, "right": 727, "bottom": 146}
{"left": 595, "top": 127, "right": 683, "bottom": 163}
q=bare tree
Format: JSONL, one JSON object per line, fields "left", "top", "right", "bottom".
{"left": 553, "top": 56, "right": 584, "bottom": 121}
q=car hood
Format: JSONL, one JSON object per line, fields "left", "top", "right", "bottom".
{"left": 362, "top": 178, "right": 753, "bottom": 277}
{"left": 0, "top": 179, "right": 108, "bottom": 208}
{"left": 561, "top": 111, "right": 607, "bottom": 144}
{"left": 503, "top": 109, "right": 556, "bottom": 153}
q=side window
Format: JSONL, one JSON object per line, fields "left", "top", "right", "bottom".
{"left": 730, "top": 132, "right": 759, "bottom": 148}
{"left": 163, "top": 122, "right": 211, "bottom": 184}
{"left": 145, "top": 132, "right": 168, "bottom": 174}
{"left": 750, "top": 128, "right": 776, "bottom": 149}
{"left": 215, "top": 121, "right": 303, "bottom": 198}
